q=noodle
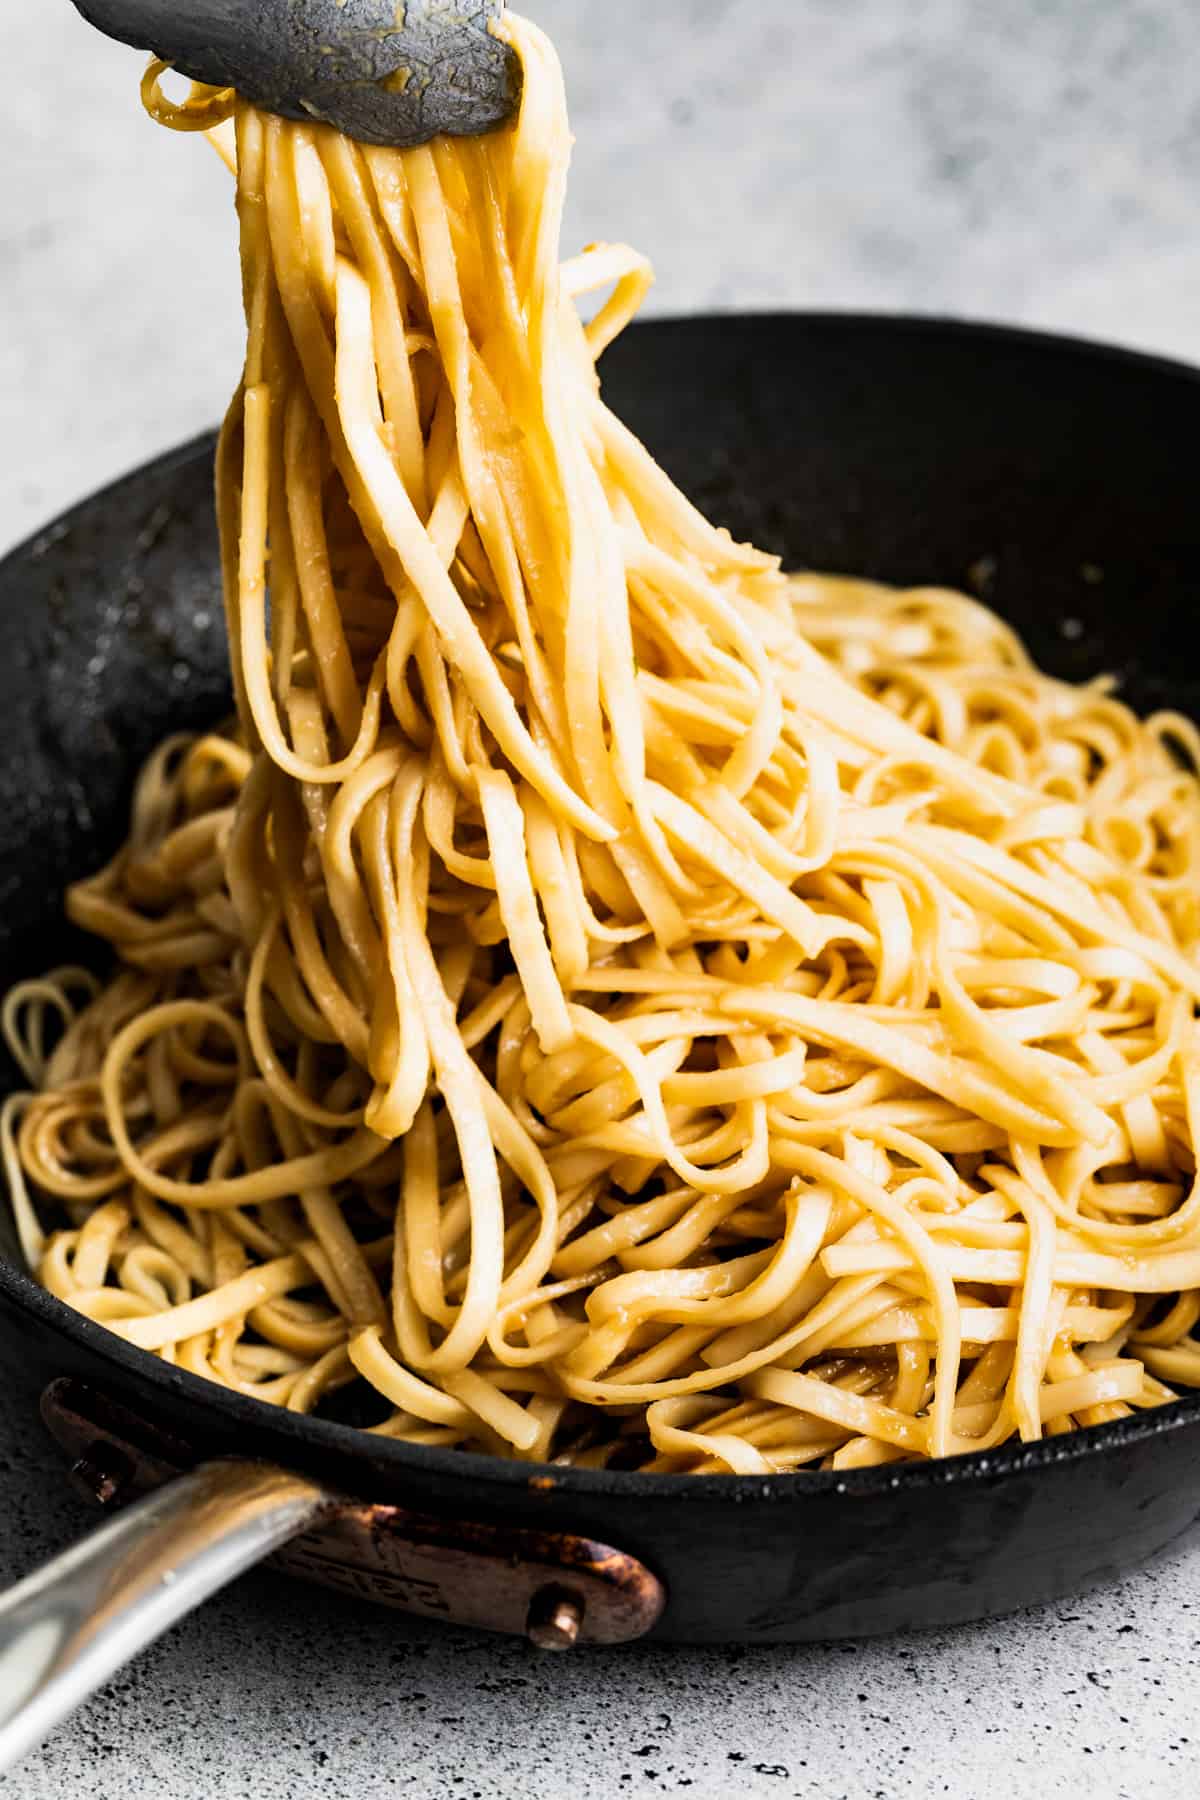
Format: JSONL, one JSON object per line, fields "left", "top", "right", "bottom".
{"left": 5, "top": 14, "right": 1200, "bottom": 1472}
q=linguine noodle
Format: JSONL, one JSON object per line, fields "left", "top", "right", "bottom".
{"left": 6, "top": 14, "right": 1200, "bottom": 1474}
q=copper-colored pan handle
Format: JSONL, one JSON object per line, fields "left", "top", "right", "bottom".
{"left": 0, "top": 1460, "right": 335, "bottom": 1772}
{"left": 0, "top": 1377, "right": 665, "bottom": 1770}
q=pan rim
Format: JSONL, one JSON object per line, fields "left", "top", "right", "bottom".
{"left": 7, "top": 300, "right": 1200, "bottom": 575}
{"left": 6, "top": 1237, "right": 1200, "bottom": 1503}
{"left": 4, "top": 307, "right": 1200, "bottom": 1506}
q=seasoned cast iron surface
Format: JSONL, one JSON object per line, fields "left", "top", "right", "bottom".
{"left": 0, "top": 438, "right": 231, "bottom": 1004}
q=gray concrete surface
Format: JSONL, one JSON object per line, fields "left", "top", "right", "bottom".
{"left": 4, "top": 1, "right": 1200, "bottom": 1795}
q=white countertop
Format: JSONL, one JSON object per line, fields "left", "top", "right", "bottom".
{"left": 4, "top": 2, "right": 1200, "bottom": 1794}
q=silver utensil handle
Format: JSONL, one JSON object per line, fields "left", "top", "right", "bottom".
{"left": 0, "top": 1460, "right": 333, "bottom": 1772}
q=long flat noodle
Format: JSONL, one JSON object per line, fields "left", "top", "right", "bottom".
{"left": 822, "top": 1238, "right": 1200, "bottom": 1294}
{"left": 989, "top": 1166, "right": 1057, "bottom": 1442}
{"left": 358, "top": 793, "right": 431, "bottom": 1138}
{"left": 476, "top": 767, "right": 572, "bottom": 1053}
{"left": 349, "top": 1326, "right": 473, "bottom": 1427}
{"left": 443, "top": 1368, "right": 542, "bottom": 1452}
{"left": 98, "top": 1002, "right": 385, "bottom": 1208}
{"left": 748, "top": 1369, "right": 931, "bottom": 1455}
{"left": 914, "top": 822, "right": 1200, "bottom": 1002}
{"left": 333, "top": 260, "right": 613, "bottom": 845}
{"left": 521, "top": 787, "right": 590, "bottom": 987}
{"left": 114, "top": 1253, "right": 311, "bottom": 1350}
{"left": 645, "top": 1397, "right": 776, "bottom": 1476}
{"left": 389, "top": 765, "right": 506, "bottom": 1373}
{"left": 649, "top": 787, "right": 827, "bottom": 956}
{"left": 718, "top": 988, "right": 1093, "bottom": 1147}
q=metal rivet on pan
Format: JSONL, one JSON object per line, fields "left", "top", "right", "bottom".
{"left": 69, "top": 1441, "right": 132, "bottom": 1509}
{"left": 526, "top": 1586, "right": 584, "bottom": 1651}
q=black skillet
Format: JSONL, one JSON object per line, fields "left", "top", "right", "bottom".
{"left": 2, "top": 316, "right": 1200, "bottom": 1741}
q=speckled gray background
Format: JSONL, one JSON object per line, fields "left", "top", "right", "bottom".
{"left": 6, "top": 0, "right": 1200, "bottom": 553}
{"left": 4, "top": 1, "right": 1200, "bottom": 1794}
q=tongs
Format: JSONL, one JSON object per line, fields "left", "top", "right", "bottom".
{"left": 68, "top": 0, "right": 521, "bottom": 146}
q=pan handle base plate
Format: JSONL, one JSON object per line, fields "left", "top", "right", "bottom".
{"left": 40, "top": 1377, "right": 665, "bottom": 1647}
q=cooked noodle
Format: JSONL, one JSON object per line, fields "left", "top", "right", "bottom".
{"left": 6, "top": 14, "right": 1200, "bottom": 1473}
